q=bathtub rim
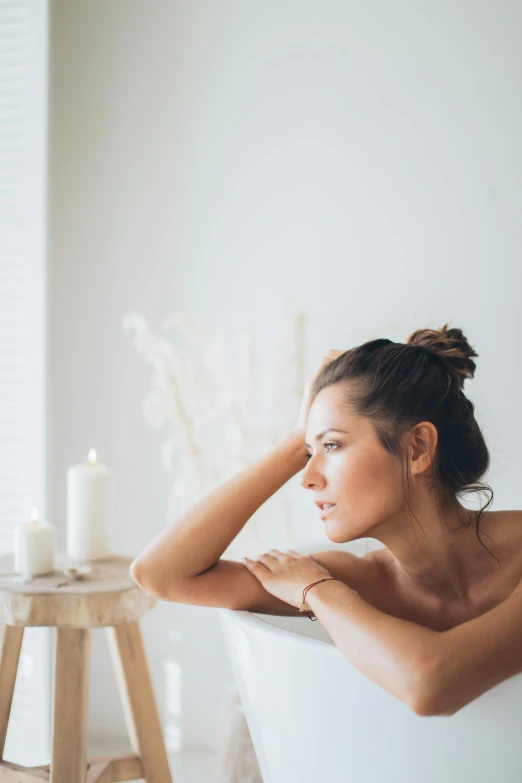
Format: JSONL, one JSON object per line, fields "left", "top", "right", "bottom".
{"left": 217, "top": 606, "right": 344, "bottom": 657}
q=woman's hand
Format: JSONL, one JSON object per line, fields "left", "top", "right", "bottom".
{"left": 296, "top": 349, "right": 347, "bottom": 432}
{"left": 240, "top": 549, "right": 334, "bottom": 609}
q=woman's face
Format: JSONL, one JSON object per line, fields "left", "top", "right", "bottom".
{"left": 301, "top": 384, "right": 406, "bottom": 542}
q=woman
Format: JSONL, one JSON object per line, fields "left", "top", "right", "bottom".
{"left": 131, "top": 323, "right": 522, "bottom": 716}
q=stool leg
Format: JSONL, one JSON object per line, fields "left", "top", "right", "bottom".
{"left": 105, "top": 622, "right": 172, "bottom": 783}
{"left": 0, "top": 623, "right": 24, "bottom": 760}
{"left": 50, "top": 628, "right": 90, "bottom": 783}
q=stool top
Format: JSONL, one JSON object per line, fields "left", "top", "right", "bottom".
{"left": 0, "top": 553, "right": 157, "bottom": 628}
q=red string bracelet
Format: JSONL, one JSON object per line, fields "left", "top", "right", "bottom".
{"left": 299, "top": 577, "right": 339, "bottom": 621}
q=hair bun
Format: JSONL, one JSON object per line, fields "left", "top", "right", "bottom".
{"left": 406, "top": 322, "right": 478, "bottom": 389}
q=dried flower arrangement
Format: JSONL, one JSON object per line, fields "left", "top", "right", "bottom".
{"left": 121, "top": 309, "right": 310, "bottom": 560}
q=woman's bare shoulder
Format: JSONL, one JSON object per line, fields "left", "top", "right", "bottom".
{"left": 311, "top": 548, "right": 388, "bottom": 602}
{"left": 485, "top": 510, "right": 522, "bottom": 576}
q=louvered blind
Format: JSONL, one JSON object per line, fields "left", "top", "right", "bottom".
{"left": 0, "top": 0, "right": 51, "bottom": 765}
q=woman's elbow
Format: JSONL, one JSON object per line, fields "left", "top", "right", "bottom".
{"left": 129, "top": 558, "right": 162, "bottom": 597}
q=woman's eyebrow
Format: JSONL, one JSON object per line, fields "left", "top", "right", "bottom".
{"left": 304, "top": 428, "right": 350, "bottom": 448}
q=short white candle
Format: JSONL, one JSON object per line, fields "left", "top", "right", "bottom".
{"left": 67, "top": 448, "right": 113, "bottom": 561}
{"left": 14, "top": 507, "right": 55, "bottom": 577}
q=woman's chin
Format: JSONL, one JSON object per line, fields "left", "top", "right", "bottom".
{"left": 323, "top": 525, "right": 347, "bottom": 544}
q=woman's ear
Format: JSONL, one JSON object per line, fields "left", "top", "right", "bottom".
{"left": 409, "top": 421, "right": 438, "bottom": 476}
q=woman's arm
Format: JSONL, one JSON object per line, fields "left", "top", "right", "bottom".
{"left": 130, "top": 429, "right": 308, "bottom": 595}
{"left": 304, "top": 578, "right": 441, "bottom": 714}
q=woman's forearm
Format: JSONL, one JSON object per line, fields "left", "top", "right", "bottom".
{"left": 130, "top": 429, "right": 308, "bottom": 591}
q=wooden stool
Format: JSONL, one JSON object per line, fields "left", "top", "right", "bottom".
{"left": 0, "top": 553, "right": 173, "bottom": 783}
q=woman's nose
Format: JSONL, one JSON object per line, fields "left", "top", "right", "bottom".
{"left": 300, "top": 460, "right": 324, "bottom": 490}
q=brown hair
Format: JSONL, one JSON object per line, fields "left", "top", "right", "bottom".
{"left": 312, "top": 322, "right": 498, "bottom": 568}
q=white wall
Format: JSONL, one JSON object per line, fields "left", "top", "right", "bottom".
{"left": 48, "top": 0, "right": 522, "bottom": 752}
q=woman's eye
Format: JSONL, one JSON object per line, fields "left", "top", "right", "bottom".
{"left": 304, "top": 442, "right": 338, "bottom": 460}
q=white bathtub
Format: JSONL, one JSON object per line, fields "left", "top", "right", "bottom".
{"left": 218, "top": 542, "right": 522, "bottom": 783}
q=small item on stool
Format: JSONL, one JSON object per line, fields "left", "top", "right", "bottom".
{"left": 63, "top": 565, "right": 92, "bottom": 580}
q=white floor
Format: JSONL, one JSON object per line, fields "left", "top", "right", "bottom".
{"left": 90, "top": 740, "right": 219, "bottom": 783}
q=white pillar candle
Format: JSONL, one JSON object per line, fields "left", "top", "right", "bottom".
{"left": 14, "top": 507, "right": 55, "bottom": 577}
{"left": 67, "top": 448, "right": 113, "bottom": 561}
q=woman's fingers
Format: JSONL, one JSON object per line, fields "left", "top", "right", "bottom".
{"left": 252, "top": 552, "right": 278, "bottom": 568}
{"left": 297, "top": 350, "right": 346, "bottom": 431}
{"left": 265, "top": 549, "right": 287, "bottom": 560}
{"left": 313, "top": 349, "right": 346, "bottom": 383}
{"left": 247, "top": 549, "right": 301, "bottom": 567}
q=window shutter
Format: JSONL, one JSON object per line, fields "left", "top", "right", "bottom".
{"left": 0, "top": 0, "right": 51, "bottom": 764}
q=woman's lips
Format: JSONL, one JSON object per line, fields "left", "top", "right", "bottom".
{"left": 319, "top": 504, "right": 336, "bottom": 521}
